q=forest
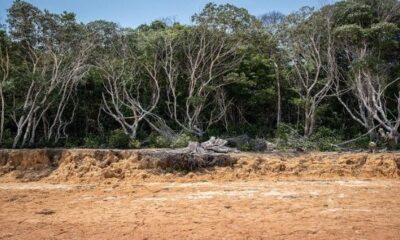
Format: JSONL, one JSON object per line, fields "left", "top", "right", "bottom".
{"left": 0, "top": 0, "right": 399, "bottom": 150}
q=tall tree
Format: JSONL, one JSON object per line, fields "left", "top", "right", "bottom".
{"left": 97, "top": 29, "right": 162, "bottom": 140}
{"left": 0, "top": 30, "right": 10, "bottom": 145}
{"left": 282, "top": 7, "right": 335, "bottom": 137}
{"left": 192, "top": 2, "right": 261, "bottom": 33}
{"left": 7, "top": 1, "right": 92, "bottom": 147}
{"left": 333, "top": 0, "right": 400, "bottom": 141}
{"left": 159, "top": 25, "right": 242, "bottom": 137}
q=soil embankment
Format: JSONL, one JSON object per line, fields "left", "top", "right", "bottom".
{"left": 0, "top": 149, "right": 399, "bottom": 182}
{"left": 1, "top": 149, "right": 400, "bottom": 239}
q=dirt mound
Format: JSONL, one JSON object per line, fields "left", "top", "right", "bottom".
{"left": 0, "top": 149, "right": 61, "bottom": 181}
{"left": 0, "top": 149, "right": 399, "bottom": 182}
{"left": 233, "top": 152, "right": 400, "bottom": 179}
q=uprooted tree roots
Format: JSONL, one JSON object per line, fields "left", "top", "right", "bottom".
{"left": 185, "top": 137, "right": 239, "bottom": 154}
{"left": 138, "top": 151, "right": 237, "bottom": 172}
{"left": 137, "top": 137, "right": 239, "bottom": 172}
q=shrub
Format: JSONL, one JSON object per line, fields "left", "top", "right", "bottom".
{"left": 309, "top": 127, "right": 342, "bottom": 151}
{"left": 170, "top": 132, "right": 193, "bottom": 148}
{"left": 108, "top": 129, "right": 131, "bottom": 148}
{"left": 149, "top": 134, "right": 171, "bottom": 148}
{"left": 82, "top": 134, "right": 104, "bottom": 148}
{"left": 148, "top": 132, "right": 194, "bottom": 149}
{"left": 274, "top": 124, "right": 342, "bottom": 151}
{"left": 238, "top": 142, "right": 251, "bottom": 151}
{"left": 129, "top": 139, "right": 142, "bottom": 149}
{"left": 345, "top": 135, "right": 370, "bottom": 149}
{"left": 275, "top": 124, "right": 310, "bottom": 150}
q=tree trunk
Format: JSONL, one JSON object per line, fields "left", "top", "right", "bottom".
{"left": 304, "top": 104, "right": 316, "bottom": 137}
{"left": 13, "top": 128, "right": 22, "bottom": 148}
{"left": 21, "top": 117, "right": 32, "bottom": 147}
{"left": 274, "top": 63, "right": 281, "bottom": 129}
{"left": 0, "top": 87, "right": 4, "bottom": 145}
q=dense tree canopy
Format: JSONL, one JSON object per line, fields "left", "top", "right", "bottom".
{"left": 0, "top": 0, "right": 399, "bottom": 150}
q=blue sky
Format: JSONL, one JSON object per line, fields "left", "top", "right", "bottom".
{"left": 0, "top": 0, "right": 335, "bottom": 28}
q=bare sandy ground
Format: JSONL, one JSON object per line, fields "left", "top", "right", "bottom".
{"left": 1, "top": 150, "right": 399, "bottom": 239}
{"left": 1, "top": 179, "right": 399, "bottom": 240}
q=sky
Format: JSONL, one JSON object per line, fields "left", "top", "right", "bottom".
{"left": 0, "top": 0, "right": 335, "bottom": 28}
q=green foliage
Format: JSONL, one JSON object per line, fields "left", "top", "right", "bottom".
{"left": 334, "top": 2, "right": 373, "bottom": 27}
{"left": 334, "top": 24, "right": 365, "bottom": 44}
{"left": 192, "top": 2, "right": 262, "bottom": 32}
{"left": 1, "top": 0, "right": 400, "bottom": 150}
{"left": 309, "top": 127, "right": 342, "bottom": 151}
{"left": 83, "top": 134, "right": 104, "bottom": 148}
{"left": 347, "top": 135, "right": 370, "bottom": 149}
{"left": 170, "top": 133, "right": 194, "bottom": 148}
{"left": 238, "top": 143, "right": 251, "bottom": 151}
{"left": 368, "top": 22, "right": 399, "bottom": 44}
{"left": 148, "top": 132, "right": 194, "bottom": 149}
{"left": 129, "top": 139, "right": 141, "bottom": 149}
{"left": 108, "top": 129, "right": 131, "bottom": 149}
{"left": 275, "top": 124, "right": 342, "bottom": 151}
{"left": 148, "top": 134, "right": 171, "bottom": 148}
{"left": 275, "top": 124, "right": 307, "bottom": 149}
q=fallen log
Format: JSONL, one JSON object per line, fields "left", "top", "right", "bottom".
{"left": 185, "top": 137, "right": 239, "bottom": 154}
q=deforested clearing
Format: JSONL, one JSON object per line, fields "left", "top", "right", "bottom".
{"left": 0, "top": 149, "right": 400, "bottom": 239}
{"left": 1, "top": 0, "right": 400, "bottom": 239}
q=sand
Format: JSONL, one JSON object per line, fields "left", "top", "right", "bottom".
{"left": 0, "top": 149, "right": 399, "bottom": 239}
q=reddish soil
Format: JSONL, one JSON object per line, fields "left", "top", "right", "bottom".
{"left": 0, "top": 149, "right": 400, "bottom": 239}
{"left": 1, "top": 180, "right": 399, "bottom": 240}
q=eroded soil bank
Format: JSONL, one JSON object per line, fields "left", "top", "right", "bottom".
{"left": 0, "top": 149, "right": 399, "bottom": 182}
{"left": 0, "top": 149, "right": 399, "bottom": 239}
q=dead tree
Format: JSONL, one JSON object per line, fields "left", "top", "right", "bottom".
{"left": 163, "top": 26, "right": 241, "bottom": 137}
{"left": 10, "top": 36, "right": 92, "bottom": 148}
{"left": 185, "top": 136, "right": 238, "bottom": 154}
{"left": 335, "top": 66, "right": 400, "bottom": 143}
{"left": 285, "top": 9, "right": 335, "bottom": 137}
{"left": 333, "top": 22, "right": 400, "bottom": 143}
{"left": 98, "top": 35, "right": 160, "bottom": 140}
{"left": 0, "top": 41, "right": 9, "bottom": 145}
